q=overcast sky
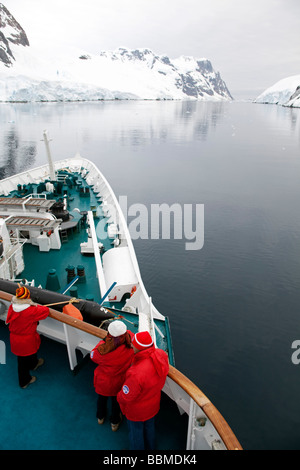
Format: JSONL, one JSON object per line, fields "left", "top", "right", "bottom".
{"left": 4, "top": 0, "right": 300, "bottom": 98}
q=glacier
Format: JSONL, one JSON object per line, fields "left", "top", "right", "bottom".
{"left": 254, "top": 75, "right": 300, "bottom": 108}
{"left": 0, "top": 4, "right": 233, "bottom": 103}
{"left": 0, "top": 44, "right": 233, "bottom": 102}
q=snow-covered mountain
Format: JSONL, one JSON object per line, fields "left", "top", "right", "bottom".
{"left": 0, "top": 4, "right": 233, "bottom": 102}
{"left": 254, "top": 75, "right": 300, "bottom": 108}
{"left": 0, "top": 3, "right": 29, "bottom": 66}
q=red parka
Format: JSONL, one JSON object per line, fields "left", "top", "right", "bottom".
{"left": 6, "top": 300, "right": 49, "bottom": 356}
{"left": 90, "top": 333, "right": 134, "bottom": 396}
{"left": 117, "top": 345, "right": 169, "bottom": 422}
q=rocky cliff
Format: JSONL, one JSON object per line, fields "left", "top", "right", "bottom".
{"left": 0, "top": 3, "right": 29, "bottom": 66}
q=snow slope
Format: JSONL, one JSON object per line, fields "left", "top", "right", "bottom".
{"left": 0, "top": 43, "right": 233, "bottom": 102}
{"left": 0, "top": 4, "right": 233, "bottom": 102}
{"left": 254, "top": 75, "right": 300, "bottom": 108}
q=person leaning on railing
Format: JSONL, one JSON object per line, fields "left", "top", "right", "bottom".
{"left": 90, "top": 320, "right": 134, "bottom": 431}
{"left": 5, "top": 284, "right": 49, "bottom": 389}
{"left": 117, "top": 331, "right": 169, "bottom": 450}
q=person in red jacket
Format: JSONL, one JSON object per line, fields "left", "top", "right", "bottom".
{"left": 6, "top": 284, "right": 49, "bottom": 389}
{"left": 117, "top": 330, "right": 169, "bottom": 450}
{"left": 90, "top": 320, "right": 134, "bottom": 431}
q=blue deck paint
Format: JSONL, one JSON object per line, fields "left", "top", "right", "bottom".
{"left": 0, "top": 324, "right": 187, "bottom": 450}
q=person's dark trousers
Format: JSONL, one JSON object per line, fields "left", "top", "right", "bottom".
{"left": 17, "top": 353, "right": 38, "bottom": 387}
{"left": 97, "top": 394, "right": 121, "bottom": 424}
{"left": 127, "top": 417, "right": 155, "bottom": 450}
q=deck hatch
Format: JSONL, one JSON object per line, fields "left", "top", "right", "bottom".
{"left": 0, "top": 197, "right": 56, "bottom": 211}
{"left": 1, "top": 215, "right": 61, "bottom": 231}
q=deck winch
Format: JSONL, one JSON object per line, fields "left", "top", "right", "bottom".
{"left": 76, "top": 265, "right": 86, "bottom": 283}
{"left": 66, "top": 265, "right": 76, "bottom": 282}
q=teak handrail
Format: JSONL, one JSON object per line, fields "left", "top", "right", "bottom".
{"left": 0, "top": 290, "right": 242, "bottom": 450}
{"left": 167, "top": 365, "right": 242, "bottom": 450}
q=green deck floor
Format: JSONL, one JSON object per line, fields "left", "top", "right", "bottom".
{"left": 16, "top": 172, "right": 173, "bottom": 360}
{"left": 0, "top": 322, "right": 187, "bottom": 451}
{"left": 19, "top": 173, "right": 110, "bottom": 303}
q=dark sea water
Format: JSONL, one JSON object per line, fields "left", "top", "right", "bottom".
{"left": 1, "top": 100, "right": 300, "bottom": 450}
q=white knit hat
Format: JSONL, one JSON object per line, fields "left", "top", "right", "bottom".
{"left": 108, "top": 320, "right": 127, "bottom": 337}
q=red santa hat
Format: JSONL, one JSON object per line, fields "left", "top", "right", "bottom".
{"left": 131, "top": 331, "right": 153, "bottom": 351}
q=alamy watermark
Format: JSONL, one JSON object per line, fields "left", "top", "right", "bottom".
{"left": 291, "top": 340, "right": 300, "bottom": 365}
{"left": 96, "top": 196, "right": 204, "bottom": 251}
{"left": 0, "top": 340, "right": 5, "bottom": 365}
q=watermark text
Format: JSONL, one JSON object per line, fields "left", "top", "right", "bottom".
{"left": 0, "top": 340, "right": 6, "bottom": 365}
{"left": 96, "top": 196, "right": 204, "bottom": 251}
{"left": 291, "top": 340, "right": 300, "bottom": 365}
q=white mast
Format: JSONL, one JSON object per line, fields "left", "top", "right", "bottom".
{"left": 43, "top": 130, "right": 56, "bottom": 180}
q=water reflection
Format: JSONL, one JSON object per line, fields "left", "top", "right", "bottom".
{"left": 175, "top": 101, "right": 225, "bottom": 140}
{"left": 73, "top": 100, "right": 226, "bottom": 146}
{"left": 0, "top": 101, "right": 227, "bottom": 167}
{"left": 0, "top": 100, "right": 298, "bottom": 181}
{"left": 286, "top": 107, "right": 300, "bottom": 141}
{"left": 255, "top": 102, "right": 300, "bottom": 143}
{"left": 0, "top": 129, "right": 36, "bottom": 180}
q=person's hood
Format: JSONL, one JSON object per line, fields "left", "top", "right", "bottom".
{"left": 11, "top": 302, "right": 31, "bottom": 312}
{"left": 11, "top": 295, "right": 35, "bottom": 307}
{"left": 136, "top": 345, "right": 169, "bottom": 377}
{"left": 6, "top": 299, "right": 34, "bottom": 324}
{"left": 150, "top": 347, "right": 169, "bottom": 377}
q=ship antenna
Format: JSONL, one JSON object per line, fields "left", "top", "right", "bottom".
{"left": 42, "top": 130, "right": 56, "bottom": 180}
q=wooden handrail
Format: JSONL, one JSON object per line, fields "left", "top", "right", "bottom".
{"left": 0, "top": 290, "right": 242, "bottom": 450}
{"left": 0, "top": 290, "right": 108, "bottom": 340}
{"left": 168, "top": 365, "right": 242, "bottom": 450}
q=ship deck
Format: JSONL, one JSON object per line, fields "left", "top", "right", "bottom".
{"left": 0, "top": 322, "right": 187, "bottom": 451}
{"left": 0, "top": 169, "right": 172, "bottom": 357}
{"left": 0, "top": 168, "right": 185, "bottom": 451}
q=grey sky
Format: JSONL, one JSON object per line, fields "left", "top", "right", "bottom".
{"left": 4, "top": 0, "right": 300, "bottom": 98}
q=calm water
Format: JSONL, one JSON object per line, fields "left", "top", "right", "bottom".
{"left": 1, "top": 100, "right": 300, "bottom": 450}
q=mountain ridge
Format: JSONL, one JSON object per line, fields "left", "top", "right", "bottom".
{"left": 0, "top": 4, "right": 233, "bottom": 102}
